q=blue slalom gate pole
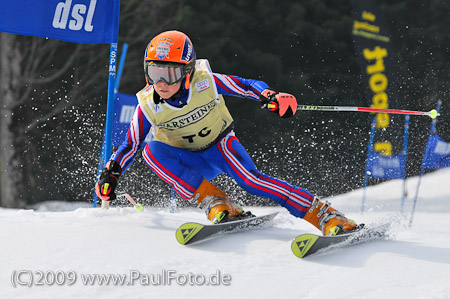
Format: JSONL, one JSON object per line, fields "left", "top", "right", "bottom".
{"left": 104, "top": 42, "right": 119, "bottom": 173}
{"left": 409, "top": 100, "right": 442, "bottom": 225}
{"left": 400, "top": 115, "right": 410, "bottom": 211}
{"left": 114, "top": 43, "right": 128, "bottom": 94}
{"left": 361, "top": 117, "right": 376, "bottom": 213}
{"left": 170, "top": 188, "right": 177, "bottom": 213}
{"left": 93, "top": 43, "right": 128, "bottom": 207}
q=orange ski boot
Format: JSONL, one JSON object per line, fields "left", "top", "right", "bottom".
{"left": 190, "top": 179, "right": 252, "bottom": 224}
{"left": 303, "top": 197, "right": 358, "bottom": 236}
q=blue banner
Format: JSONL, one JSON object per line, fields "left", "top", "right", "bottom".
{"left": 364, "top": 115, "right": 409, "bottom": 180}
{"left": 113, "top": 93, "right": 152, "bottom": 147}
{"left": 421, "top": 133, "right": 450, "bottom": 169}
{"left": 0, "top": 0, "right": 119, "bottom": 44}
{"left": 365, "top": 152, "right": 406, "bottom": 179}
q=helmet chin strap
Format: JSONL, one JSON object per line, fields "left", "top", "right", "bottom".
{"left": 173, "top": 79, "right": 185, "bottom": 98}
{"left": 153, "top": 92, "right": 165, "bottom": 105}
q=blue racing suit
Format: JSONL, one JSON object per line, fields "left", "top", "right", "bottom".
{"left": 110, "top": 63, "right": 313, "bottom": 218}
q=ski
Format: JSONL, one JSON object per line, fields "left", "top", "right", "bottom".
{"left": 291, "top": 223, "right": 390, "bottom": 258}
{"left": 176, "top": 212, "right": 278, "bottom": 245}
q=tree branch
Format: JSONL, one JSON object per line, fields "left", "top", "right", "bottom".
{"left": 25, "top": 45, "right": 82, "bottom": 85}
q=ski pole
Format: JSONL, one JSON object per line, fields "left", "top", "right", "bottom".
{"left": 117, "top": 191, "right": 143, "bottom": 211}
{"left": 294, "top": 104, "right": 440, "bottom": 119}
{"left": 265, "top": 102, "right": 440, "bottom": 119}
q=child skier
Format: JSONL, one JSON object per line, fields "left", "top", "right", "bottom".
{"left": 95, "top": 30, "right": 358, "bottom": 236}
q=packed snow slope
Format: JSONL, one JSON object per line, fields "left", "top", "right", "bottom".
{"left": 1, "top": 168, "right": 450, "bottom": 299}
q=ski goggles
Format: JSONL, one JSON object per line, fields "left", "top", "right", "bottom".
{"left": 144, "top": 61, "right": 187, "bottom": 85}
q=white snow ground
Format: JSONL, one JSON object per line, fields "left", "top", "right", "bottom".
{"left": 1, "top": 168, "right": 450, "bottom": 299}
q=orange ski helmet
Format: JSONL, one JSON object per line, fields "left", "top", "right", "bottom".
{"left": 144, "top": 30, "right": 196, "bottom": 89}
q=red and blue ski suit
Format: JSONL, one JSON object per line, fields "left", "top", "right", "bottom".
{"left": 110, "top": 60, "right": 313, "bottom": 218}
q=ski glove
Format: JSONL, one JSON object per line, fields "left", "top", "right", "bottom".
{"left": 95, "top": 160, "right": 122, "bottom": 201}
{"left": 260, "top": 89, "right": 297, "bottom": 118}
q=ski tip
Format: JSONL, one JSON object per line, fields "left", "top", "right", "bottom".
{"left": 266, "top": 211, "right": 279, "bottom": 221}
{"left": 291, "top": 234, "right": 319, "bottom": 258}
{"left": 175, "top": 223, "right": 204, "bottom": 245}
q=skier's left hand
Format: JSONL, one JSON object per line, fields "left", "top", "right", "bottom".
{"left": 260, "top": 89, "right": 297, "bottom": 118}
{"left": 95, "top": 160, "right": 122, "bottom": 201}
